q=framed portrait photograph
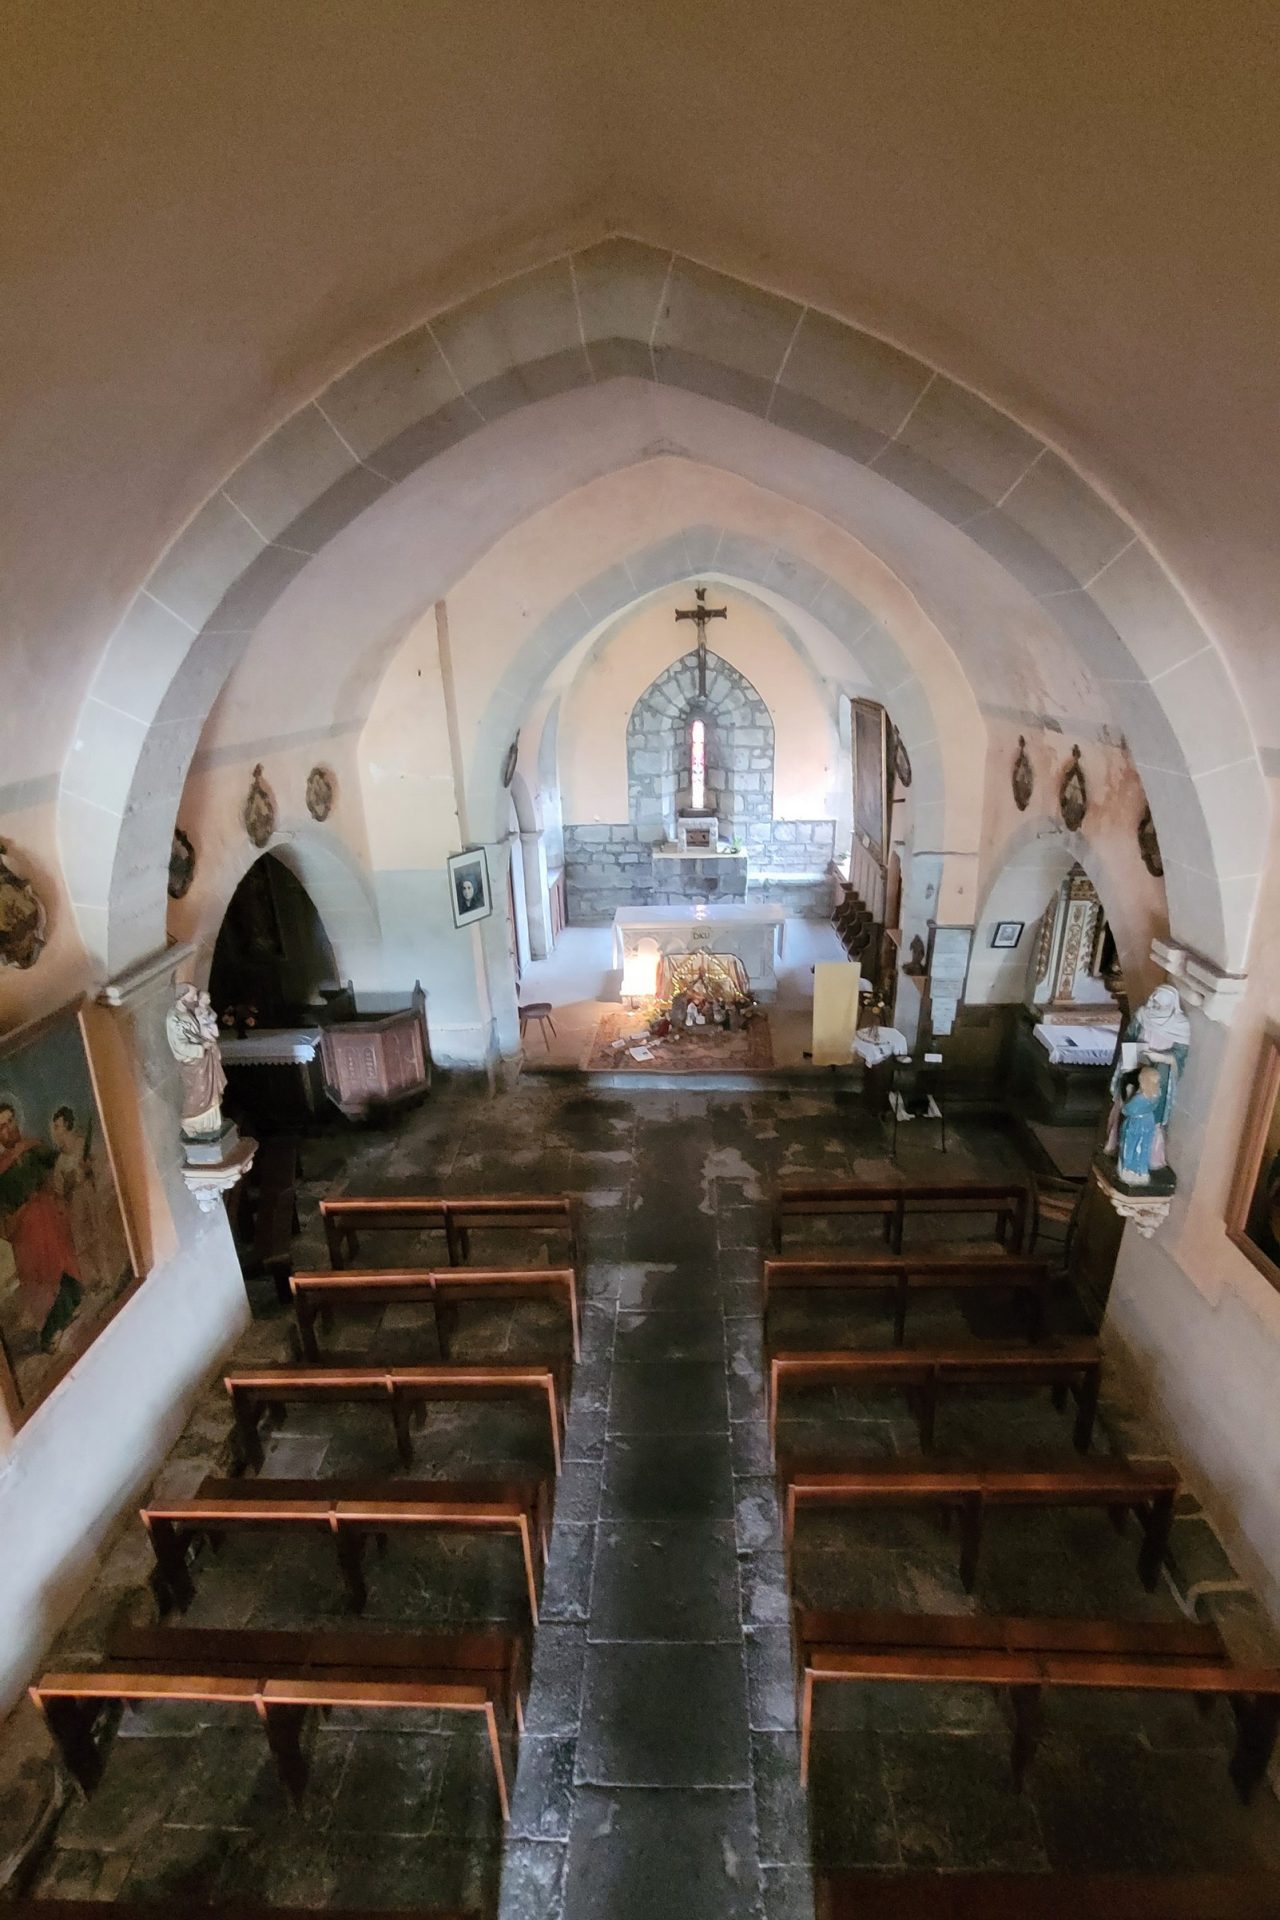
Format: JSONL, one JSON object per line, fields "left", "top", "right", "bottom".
{"left": 1227, "top": 1035, "right": 1280, "bottom": 1290}
{"left": 991, "top": 920, "right": 1024, "bottom": 950}
{"left": 448, "top": 847, "right": 493, "bottom": 929}
{"left": 0, "top": 1002, "right": 139, "bottom": 1426}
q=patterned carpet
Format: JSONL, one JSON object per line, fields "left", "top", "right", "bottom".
{"left": 585, "top": 1006, "right": 773, "bottom": 1072}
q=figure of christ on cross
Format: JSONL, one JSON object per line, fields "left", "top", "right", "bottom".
{"left": 675, "top": 585, "right": 727, "bottom": 700}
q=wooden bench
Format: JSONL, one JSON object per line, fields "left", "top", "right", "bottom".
{"left": 772, "top": 1181, "right": 1029, "bottom": 1255}
{"left": 142, "top": 1473, "right": 552, "bottom": 1622}
{"left": 768, "top": 1339, "right": 1103, "bottom": 1452}
{"left": 223, "top": 1362, "right": 566, "bottom": 1474}
{"left": 321, "top": 1193, "right": 579, "bottom": 1270}
{"left": 2, "top": 1905, "right": 480, "bottom": 1920}
{"left": 291, "top": 1265, "right": 581, "bottom": 1362}
{"left": 31, "top": 1623, "right": 524, "bottom": 1818}
{"left": 814, "top": 1874, "right": 1280, "bottom": 1919}
{"left": 763, "top": 1255, "right": 1052, "bottom": 1346}
{"left": 778, "top": 1455, "right": 1178, "bottom": 1591}
{"left": 794, "top": 1609, "right": 1280, "bottom": 1801}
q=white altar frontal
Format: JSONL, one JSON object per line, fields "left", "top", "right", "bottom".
{"left": 612, "top": 902, "right": 786, "bottom": 996}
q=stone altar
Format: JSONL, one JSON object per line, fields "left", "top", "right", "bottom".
{"left": 612, "top": 902, "right": 786, "bottom": 996}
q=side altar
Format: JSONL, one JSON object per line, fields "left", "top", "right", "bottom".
{"left": 612, "top": 902, "right": 786, "bottom": 997}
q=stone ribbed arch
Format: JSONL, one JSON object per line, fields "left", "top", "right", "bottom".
{"left": 464, "top": 525, "right": 968, "bottom": 877}
{"left": 60, "top": 239, "right": 1266, "bottom": 978}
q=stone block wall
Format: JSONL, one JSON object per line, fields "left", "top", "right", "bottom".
{"left": 627, "top": 647, "right": 774, "bottom": 842}
{"left": 564, "top": 819, "right": 837, "bottom": 923}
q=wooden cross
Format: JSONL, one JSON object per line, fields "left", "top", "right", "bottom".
{"left": 675, "top": 585, "right": 727, "bottom": 699}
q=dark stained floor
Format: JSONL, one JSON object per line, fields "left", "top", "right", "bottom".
{"left": 22, "top": 1078, "right": 1280, "bottom": 1917}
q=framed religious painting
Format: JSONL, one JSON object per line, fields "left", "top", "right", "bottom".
{"left": 1227, "top": 1034, "right": 1280, "bottom": 1291}
{"left": 851, "top": 698, "right": 888, "bottom": 863}
{"left": 0, "top": 1002, "right": 139, "bottom": 1426}
{"left": 991, "top": 920, "right": 1024, "bottom": 950}
{"left": 448, "top": 847, "right": 493, "bottom": 929}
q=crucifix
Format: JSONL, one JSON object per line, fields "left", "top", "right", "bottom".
{"left": 675, "top": 584, "right": 727, "bottom": 700}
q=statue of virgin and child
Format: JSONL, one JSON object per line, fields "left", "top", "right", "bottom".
{"left": 1104, "top": 985, "right": 1191, "bottom": 1188}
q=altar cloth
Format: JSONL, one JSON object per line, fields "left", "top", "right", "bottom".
{"left": 612, "top": 903, "right": 786, "bottom": 994}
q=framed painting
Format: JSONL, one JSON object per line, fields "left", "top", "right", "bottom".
{"left": 1227, "top": 1034, "right": 1280, "bottom": 1291}
{"left": 852, "top": 698, "right": 888, "bottom": 864}
{"left": 991, "top": 920, "right": 1025, "bottom": 950}
{"left": 0, "top": 1002, "right": 138, "bottom": 1425}
{"left": 448, "top": 847, "right": 493, "bottom": 929}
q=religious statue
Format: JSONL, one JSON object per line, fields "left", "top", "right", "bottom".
{"left": 1117, "top": 1065, "right": 1163, "bottom": 1185}
{"left": 165, "top": 985, "right": 228, "bottom": 1141}
{"left": 1104, "top": 984, "right": 1191, "bottom": 1186}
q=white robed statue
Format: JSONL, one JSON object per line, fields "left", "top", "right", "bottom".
{"left": 1104, "top": 984, "right": 1191, "bottom": 1181}
{"left": 165, "top": 985, "right": 228, "bottom": 1140}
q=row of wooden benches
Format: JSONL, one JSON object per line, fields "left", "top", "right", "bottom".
{"left": 11, "top": 1878, "right": 1280, "bottom": 1920}
{"left": 762, "top": 1179, "right": 1280, "bottom": 1819}
{"left": 318, "top": 1181, "right": 1029, "bottom": 1272}
{"left": 772, "top": 1179, "right": 1033, "bottom": 1254}
{"left": 320, "top": 1192, "right": 579, "bottom": 1270}
{"left": 33, "top": 1624, "right": 527, "bottom": 1819}
{"left": 290, "top": 1263, "right": 580, "bottom": 1361}
{"left": 29, "top": 1191, "right": 582, "bottom": 1830}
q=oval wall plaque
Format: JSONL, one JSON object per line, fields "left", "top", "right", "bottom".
{"left": 243, "top": 763, "right": 277, "bottom": 849}
{"left": 1011, "top": 735, "right": 1034, "bottom": 812}
{"left": 1059, "top": 744, "right": 1088, "bottom": 832}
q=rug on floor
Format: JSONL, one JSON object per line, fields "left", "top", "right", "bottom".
{"left": 585, "top": 1007, "right": 774, "bottom": 1072}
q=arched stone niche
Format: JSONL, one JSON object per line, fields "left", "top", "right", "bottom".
{"left": 626, "top": 647, "right": 774, "bottom": 844}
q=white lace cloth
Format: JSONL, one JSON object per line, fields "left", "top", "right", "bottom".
{"left": 1033, "top": 1022, "right": 1116, "bottom": 1068}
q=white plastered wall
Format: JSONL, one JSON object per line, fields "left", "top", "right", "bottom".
{"left": 1106, "top": 792, "right": 1280, "bottom": 1619}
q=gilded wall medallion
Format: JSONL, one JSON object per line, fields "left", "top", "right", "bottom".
{"left": 1011, "top": 735, "right": 1034, "bottom": 812}
{"left": 1137, "top": 806, "right": 1163, "bottom": 877}
{"left": 1059, "top": 744, "right": 1087, "bottom": 831}
{"left": 243, "top": 764, "right": 276, "bottom": 849}
{"left": 0, "top": 843, "right": 47, "bottom": 969}
{"left": 306, "top": 766, "right": 336, "bottom": 822}
{"left": 168, "top": 827, "right": 196, "bottom": 900}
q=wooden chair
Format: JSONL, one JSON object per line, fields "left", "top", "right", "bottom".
{"left": 814, "top": 1874, "right": 1280, "bottom": 1919}
{"left": 31, "top": 1623, "right": 525, "bottom": 1818}
{"left": 321, "top": 1193, "right": 579, "bottom": 1270}
{"left": 772, "top": 1181, "right": 1030, "bottom": 1256}
{"left": 763, "top": 1255, "right": 1052, "bottom": 1347}
{"left": 778, "top": 1454, "right": 1178, "bottom": 1591}
{"left": 290, "top": 1265, "right": 581, "bottom": 1362}
{"left": 794, "top": 1609, "right": 1280, "bottom": 1801}
{"left": 518, "top": 1002, "right": 557, "bottom": 1048}
{"left": 223, "top": 1362, "right": 566, "bottom": 1474}
{"left": 1029, "top": 1168, "right": 1086, "bottom": 1264}
{"left": 767, "top": 1339, "right": 1104, "bottom": 1452}
{"left": 141, "top": 1473, "right": 553, "bottom": 1622}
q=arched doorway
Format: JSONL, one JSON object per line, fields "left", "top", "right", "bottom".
{"left": 209, "top": 851, "right": 341, "bottom": 1029}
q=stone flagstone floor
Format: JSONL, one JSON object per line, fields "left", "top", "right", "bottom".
{"left": 15, "top": 1078, "right": 1280, "bottom": 1917}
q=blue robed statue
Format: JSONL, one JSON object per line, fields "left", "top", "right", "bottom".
{"left": 1105, "top": 985, "right": 1191, "bottom": 1186}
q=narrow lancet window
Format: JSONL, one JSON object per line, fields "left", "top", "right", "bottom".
{"left": 690, "top": 716, "right": 707, "bottom": 812}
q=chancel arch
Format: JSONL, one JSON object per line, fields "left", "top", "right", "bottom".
{"left": 56, "top": 246, "right": 1267, "bottom": 997}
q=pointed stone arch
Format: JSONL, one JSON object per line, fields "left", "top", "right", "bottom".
{"left": 60, "top": 241, "right": 1266, "bottom": 981}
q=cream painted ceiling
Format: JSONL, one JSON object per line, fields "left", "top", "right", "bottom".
{"left": 3, "top": 0, "right": 1278, "bottom": 773}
